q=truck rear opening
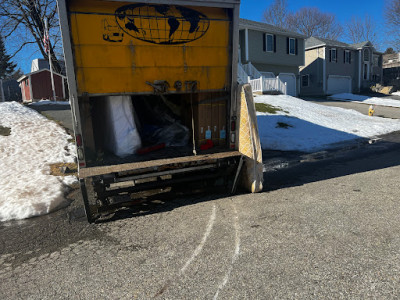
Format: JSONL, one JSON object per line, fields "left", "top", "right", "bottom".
{"left": 84, "top": 91, "right": 232, "bottom": 168}
{"left": 57, "top": 0, "right": 257, "bottom": 222}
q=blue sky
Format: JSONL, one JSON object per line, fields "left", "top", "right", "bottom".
{"left": 240, "top": 0, "right": 385, "bottom": 25}
{"left": 10, "top": 0, "right": 387, "bottom": 74}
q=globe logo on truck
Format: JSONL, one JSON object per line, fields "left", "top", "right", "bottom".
{"left": 115, "top": 4, "right": 210, "bottom": 45}
{"left": 102, "top": 18, "right": 124, "bottom": 42}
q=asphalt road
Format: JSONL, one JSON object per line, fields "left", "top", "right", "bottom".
{"left": 29, "top": 103, "right": 74, "bottom": 134}
{"left": 3, "top": 99, "right": 400, "bottom": 298}
{"left": 304, "top": 95, "right": 400, "bottom": 119}
{"left": 2, "top": 132, "right": 400, "bottom": 298}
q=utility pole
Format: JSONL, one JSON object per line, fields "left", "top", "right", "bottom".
{"left": 44, "top": 18, "right": 57, "bottom": 101}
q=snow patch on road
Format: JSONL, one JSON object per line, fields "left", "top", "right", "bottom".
{"left": 0, "top": 102, "right": 77, "bottom": 222}
{"left": 255, "top": 95, "right": 400, "bottom": 152}
{"left": 28, "top": 100, "right": 70, "bottom": 106}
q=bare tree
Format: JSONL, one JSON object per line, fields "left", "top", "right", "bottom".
{"left": 286, "top": 7, "right": 342, "bottom": 40}
{"left": 385, "top": 0, "right": 400, "bottom": 50}
{"left": 262, "top": 0, "right": 290, "bottom": 29}
{"left": 0, "top": 0, "right": 62, "bottom": 73}
{"left": 346, "top": 15, "right": 378, "bottom": 46}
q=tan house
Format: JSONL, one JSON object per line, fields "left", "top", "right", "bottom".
{"left": 300, "top": 37, "right": 383, "bottom": 96}
{"left": 382, "top": 52, "right": 400, "bottom": 87}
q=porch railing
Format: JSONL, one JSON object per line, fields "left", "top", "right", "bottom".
{"left": 237, "top": 63, "right": 250, "bottom": 84}
{"left": 243, "top": 62, "right": 262, "bottom": 80}
{"left": 249, "top": 76, "right": 287, "bottom": 95}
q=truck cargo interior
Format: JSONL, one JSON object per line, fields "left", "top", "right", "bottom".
{"left": 83, "top": 91, "right": 230, "bottom": 167}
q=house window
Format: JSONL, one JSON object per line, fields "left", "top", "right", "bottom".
{"left": 330, "top": 48, "right": 337, "bottom": 62}
{"left": 301, "top": 75, "right": 309, "bottom": 87}
{"left": 265, "top": 34, "right": 274, "bottom": 52}
{"left": 364, "top": 49, "right": 370, "bottom": 61}
{"left": 345, "top": 50, "right": 351, "bottom": 64}
{"left": 289, "top": 38, "right": 296, "bottom": 55}
{"left": 373, "top": 54, "right": 379, "bottom": 66}
{"left": 26, "top": 79, "right": 29, "bottom": 86}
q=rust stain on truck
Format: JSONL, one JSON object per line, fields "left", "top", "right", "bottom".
{"left": 68, "top": 0, "right": 231, "bottom": 95}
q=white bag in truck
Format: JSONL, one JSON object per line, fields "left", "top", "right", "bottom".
{"left": 103, "top": 95, "right": 142, "bottom": 157}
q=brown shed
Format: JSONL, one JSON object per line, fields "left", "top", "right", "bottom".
{"left": 17, "top": 69, "right": 66, "bottom": 102}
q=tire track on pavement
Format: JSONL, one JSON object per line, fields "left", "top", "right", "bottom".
{"left": 154, "top": 204, "right": 217, "bottom": 297}
{"left": 213, "top": 200, "right": 241, "bottom": 300}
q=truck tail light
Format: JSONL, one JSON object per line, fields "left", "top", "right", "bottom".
{"left": 75, "top": 134, "right": 85, "bottom": 165}
{"left": 76, "top": 134, "right": 82, "bottom": 147}
{"left": 77, "top": 148, "right": 84, "bottom": 161}
{"left": 230, "top": 117, "right": 237, "bottom": 149}
{"left": 231, "top": 133, "right": 236, "bottom": 143}
{"left": 231, "top": 120, "right": 236, "bottom": 131}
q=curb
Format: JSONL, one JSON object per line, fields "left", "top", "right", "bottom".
{"left": 263, "top": 137, "right": 382, "bottom": 172}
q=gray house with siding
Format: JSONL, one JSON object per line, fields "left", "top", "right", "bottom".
{"left": 238, "top": 19, "right": 306, "bottom": 96}
{"left": 300, "top": 37, "right": 383, "bottom": 96}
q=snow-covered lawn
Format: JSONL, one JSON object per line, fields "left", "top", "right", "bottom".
{"left": 2, "top": 95, "right": 400, "bottom": 221}
{"left": 328, "top": 93, "right": 400, "bottom": 107}
{"left": 0, "top": 102, "right": 77, "bottom": 222}
{"left": 255, "top": 95, "right": 400, "bottom": 152}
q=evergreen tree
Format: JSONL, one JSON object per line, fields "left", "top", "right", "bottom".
{"left": 384, "top": 47, "right": 395, "bottom": 54}
{"left": 0, "top": 34, "right": 17, "bottom": 79}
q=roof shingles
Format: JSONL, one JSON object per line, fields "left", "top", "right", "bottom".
{"left": 239, "top": 18, "right": 306, "bottom": 39}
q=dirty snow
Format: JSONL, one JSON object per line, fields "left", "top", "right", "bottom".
{"left": 255, "top": 95, "right": 400, "bottom": 152}
{"left": 328, "top": 93, "right": 400, "bottom": 107}
{"left": 0, "top": 102, "right": 77, "bottom": 222}
{"left": 28, "top": 100, "right": 70, "bottom": 106}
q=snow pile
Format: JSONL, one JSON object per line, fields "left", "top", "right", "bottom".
{"left": 0, "top": 102, "right": 77, "bottom": 222}
{"left": 328, "top": 93, "right": 400, "bottom": 108}
{"left": 255, "top": 95, "right": 400, "bottom": 152}
{"left": 392, "top": 92, "right": 400, "bottom": 96}
{"left": 28, "top": 100, "right": 70, "bottom": 106}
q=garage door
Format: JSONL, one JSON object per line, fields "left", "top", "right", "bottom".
{"left": 327, "top": 76, "right": 351, "bottom": 94}
{"left": 278, "top": 73, "right": 296, "bottom": 96}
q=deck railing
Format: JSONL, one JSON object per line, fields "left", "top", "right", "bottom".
{"left": 237, "top": 63, "right": 249, "bottom": 84}
{"left": 249, "top": 76, "right": 287, "bottom": 94}
{"left": 243, "top": 62, "right": 262, "bottom": 80}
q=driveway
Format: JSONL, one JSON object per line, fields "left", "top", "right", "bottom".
{"left": 1, "top": 134, "right": 400, "bottom": 298}
{"left": 29, "top": 103, "right": 74, "bottom": 134}
{"left": 304, "top": 96, "right": 400, "bottom": 119}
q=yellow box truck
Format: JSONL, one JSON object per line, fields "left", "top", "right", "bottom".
{"left": 58, "top": 0, "right": 263, "bottom": 222}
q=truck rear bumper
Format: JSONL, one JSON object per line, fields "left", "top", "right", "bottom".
{"left": 79, "top": 151, "right": 242, "bottom": 178}
{"left": 80, "top": 151, "right": 242, "bottom": 222}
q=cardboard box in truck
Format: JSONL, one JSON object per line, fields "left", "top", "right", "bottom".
{"left": 58, "top": 0, "right": 262, "bottom": 222}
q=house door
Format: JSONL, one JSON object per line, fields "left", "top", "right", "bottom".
{"left": 278, "top": 73, "right": 296, "bottom": 96}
